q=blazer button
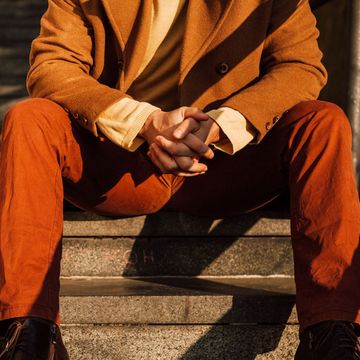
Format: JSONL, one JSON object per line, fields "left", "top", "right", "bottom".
{"left": 216, "top": 62, "right": 230, "bottom": 75}
{"left": 72, "top": 112, "right": 79, "bottom": 119}
{"left": 273, "top": 115, "right": 281, "bottom": 124}
{"left": 265, "top": 122, "right": 272, "bottom": 130}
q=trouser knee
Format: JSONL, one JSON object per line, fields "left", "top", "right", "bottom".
{"left": 286, "top": 100, "right": 352, "bottom": 142}
{"left": 1, "top": 98, "right": 72, "bottom": 154}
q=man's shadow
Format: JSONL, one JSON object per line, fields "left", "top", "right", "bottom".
{"left": 118, "top": 194, "right": 296, "bottom": 360}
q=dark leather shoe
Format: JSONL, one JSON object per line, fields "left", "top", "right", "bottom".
{"left": 295, "top": 320, "right": 360, "bottom": 360}
{"left": 0, "top": 317, "right": 69, "bottom": 360}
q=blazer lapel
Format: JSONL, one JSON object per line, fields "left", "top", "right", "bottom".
{"left": 180, "top": 0, "right": 234, "bottom": 83}
{"left": 100, "top": 0, "right": 152, "bottom": 88}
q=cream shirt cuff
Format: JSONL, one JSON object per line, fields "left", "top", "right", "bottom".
{"left": 206, "top": 107, "right": 257, "bottom": 155}
{"left": 96, "top": 98, "right": 160, "bottom": 152}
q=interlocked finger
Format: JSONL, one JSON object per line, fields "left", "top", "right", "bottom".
{"left": 173, "top": 117, "right": 202, "bottom": 139}
{"left": 147, "top": 149, "right": 167, "bottom": 173}
{"left": 181, "top": 133, "right": 214, "bottom": 159}
{"left": 149, "top": 143, "right": 179, "bottom": 173}
{"left": 148, "top": 147, "right": 206, "bottom": 177}
{"left": 155, "top": 136, "right": 195, "bottom": 157}
{"left": 174, "top": 155, "right": 208, "bottom": 173}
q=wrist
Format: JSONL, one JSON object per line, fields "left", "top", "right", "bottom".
{"left": 139, "top": 109, "right": 163, "bottom": 144}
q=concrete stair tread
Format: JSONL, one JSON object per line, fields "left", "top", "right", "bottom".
{"left": 60, "top": 324, "right": 299, "bottom": 360}
{"left": 63, "top": 210, "right": 290, "bottom": 237}
{"left": 59, "top": 277, "right": 296, "bottom": 325}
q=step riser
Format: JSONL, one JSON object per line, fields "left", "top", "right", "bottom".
{"left": 61, "top": 325, "right": 299, "bottom": 360}
{"left": 0, "top": 29, "right": 39, "bottom": 41}
{"left": 0, "top": 46, "right": 30, "bottom": 58}
{"left": 62, "top": 236, "right": 294, "bottom": 277}
{"left": 0, "top": 59, "right": 29, "bottom": 76}
{"left": 58, "top": 278, "right": 296, "bottom": 325}
{"left": 0, "top": 19, "right": 43, "bottom": 27}
{"left": 0, "top": 8, "right": 46, "bottom": 18}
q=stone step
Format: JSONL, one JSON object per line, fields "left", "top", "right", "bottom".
{"left": 0, "top": 88, "right": 26, "bottom": 112}
{"left": 63, "top": 211, "right": 290, "bottom": 237}
{"left": 0, "top": 18, "right": 42, "bottom": 27}
{"left": 0, "top": 58, "right": 29, "bottom": 76}
{"left": 61, "top": 236, "right": 293, "bottom": 277}
{"left": 0, "top": 0, "right": 46, "bottom": 6}
{"left": 58, "top": 277, "right": 297, "bottom": 359}
{"left": 61, "top": 211, "right": 292, "bottom": 277}
{"left": 0, "top": 46, "right": 31, "bottom": 59}
{"left": 0, "top": 77, "right": 26, "bottom": 88}
{"left": 0, "top": 28, "right": 40, "bottom": 42}
{"left": 0, "top": 85, "right": 26, "bottom": 98}
{"left": 0, "top": 5, "right": 46, "bottom": 19}
{"left": 60, "top": 324, "right": 299, "bottom": 360}
{"left": 59, "top": 277, "right": 296, "bottom": 325}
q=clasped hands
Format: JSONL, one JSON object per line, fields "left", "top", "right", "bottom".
{"left": 139, "top": 107, "right": 221, "bottom": 177}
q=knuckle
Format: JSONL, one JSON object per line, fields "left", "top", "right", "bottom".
{"left": 179, "top": 106, "right": 188, "bottom": 114}
{"left": 199, "top": 144, "right": 208, "bottom": 153}
{"left": 165, "top": 144, "right": 175, "bottom": 155}
{"left": 162, "top": 165, "right": 174, "bottom": 174}
{"left": 180, "top": 162, "right": 193, "bottom": 171}
{"left": 167, "top": 163, "right": 178, "bottom": 172}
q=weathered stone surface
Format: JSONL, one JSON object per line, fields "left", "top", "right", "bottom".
{"left": 0, "top": 58, "right": 29, "bottom": 76}
{"left": 0, "top": 17, "right": 43, "bottom": 27}
{"left": 0, "top": 85, "right": 25, "bottom": 98}
{"left": 0, "top": 98, "right": 27, "bottom": 125}
{"left": 63, "top": 211, "right": 291, "bottom": 237}
{"left": 0, "top": 5, "right": 46, "bottom": 19}
{"left": 59, "top": 277, "right": 297, "bottom": 325}
{"left": 0, "top": 28, "right": 40, "bottom": 43}
{"left": 61, "top": 236, "right": 294, "bottom": 277}
{"left": 61, "top": 324, "right": 299, "bottom": 360}
{"left": 0, "top": 46, "right": 29, "bottom": 58}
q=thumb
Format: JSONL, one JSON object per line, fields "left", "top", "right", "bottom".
{"left": 183, "top": 107, "right": 209, "bottom": 121}
{"left": 173, "top": 118, "right": 200, "bottom": 140}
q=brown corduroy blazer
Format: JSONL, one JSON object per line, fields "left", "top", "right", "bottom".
{"left": 26, "top": 0, "right": 327, "bottom": 142}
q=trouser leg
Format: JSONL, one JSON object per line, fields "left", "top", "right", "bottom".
{"left": 0, "top": 99, "right": 70, "bottom": 323}
{"left": 170, "top": 100, "right": 360, "bottom": 332}
{"left": 0, "top": 98, "right": 172, "bottom": 324}
{"left": 286, "top": 102, "right": 360, "bottom": 332}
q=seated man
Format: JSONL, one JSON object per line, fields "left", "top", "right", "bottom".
{"left": 0, "top": 0, "right": 359, "bottom": 358}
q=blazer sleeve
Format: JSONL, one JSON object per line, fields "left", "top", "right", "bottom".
{"left": 26, "top": 0, "right": 127, "bottom": 136}
{"left": 221, "top": 0, "right": 328, "bottom": 142}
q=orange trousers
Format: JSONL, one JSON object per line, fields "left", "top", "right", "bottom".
{"left": 0, "top": 98, "right": 359, "bottom": 332}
